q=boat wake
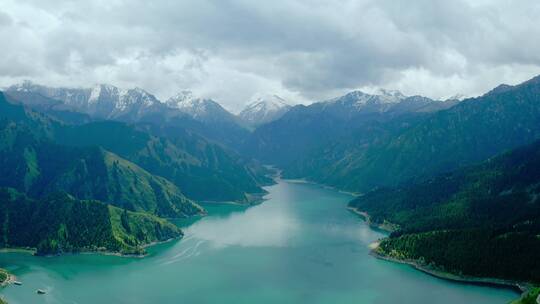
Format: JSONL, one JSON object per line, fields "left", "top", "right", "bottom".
{"left": 159, "top": 239, "right": 206, "bottom": 265}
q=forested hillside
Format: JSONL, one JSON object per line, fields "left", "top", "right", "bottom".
{"left": 0, "top": 188, "right": 182, "bottom": 255}
{"left": 2, "top": 91, "right": 269, "bottom": 204}
{"left": 350, "top": 139, "right": 540, "bottom": 283}
{"left": 285, "top": 76, "right": 540, "bottom": 193}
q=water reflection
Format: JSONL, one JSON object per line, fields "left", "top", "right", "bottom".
{"left": 0, "top": 181, "right": 519, "bottom": 304}
{"left": 186, "top": 198, "right": 301, "bottom": 248}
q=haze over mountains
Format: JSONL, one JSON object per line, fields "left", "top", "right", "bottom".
{"left": 7, "top": 77, "right": 540, "bottom": 201}
{"left": 2, "top": 74, "right": 540, "bottom": 291}
{"left": 2, "top": 1, "right": 540, "bottom": 303}
{"left": 6, "top": 81, "right": 289, "bottom": 127}
{"left": 242, "top": 88, "right": 459, "bottom": 167}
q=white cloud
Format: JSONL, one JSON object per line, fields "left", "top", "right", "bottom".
{"left": 1, "top": 0, "right": 539, "bottom": 111}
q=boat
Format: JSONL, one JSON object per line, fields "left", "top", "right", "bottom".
{"left": 36, "top": 289, "right": 46, "bottom": 294}
{"left": 13, "top": 281, "right": 22, "bottom": 285}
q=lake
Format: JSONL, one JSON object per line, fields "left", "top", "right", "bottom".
{"left": 0, "top": 180, "right": 518, "bottom": 303}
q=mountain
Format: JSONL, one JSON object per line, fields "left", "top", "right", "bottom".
{"left": 55, "top": 121, "right": 269, "bottom": 203}
{"left": 1, "top": 91, "right": 268, "bottom": 204}
{"left": 239, "top": 94, "right": 291, "bottom": 127}
{"left": 243, "top": 89, "right": 455, "bottom": 167}
{"left": 284, "top": 75, "right": 540, "bottom": 193}
{"left": 166, "top": 91, "right": 236, "bottom": 123}
{"left": 6, "top": 81, "right": 165, "bottom": 122}
{"left": 164, "top": 91, "right": 250, "bottom": 148}
{"left": 6, "top": 82, "right": 252, "bottom": 151}
{"left": 349, "top": 139, "right": 540, "bottom": 283}
{"left": 0, "top": 95, "right": 203, "bottom": 218}
{"left": 0, "top": 188, "right": 182, "bottom": 255}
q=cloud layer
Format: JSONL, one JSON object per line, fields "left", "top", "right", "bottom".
{"left": 1, "top": 0, "right": 540, "bottom": 112}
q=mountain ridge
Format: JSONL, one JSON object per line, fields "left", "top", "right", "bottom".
{"left": 239, "top": 94, "right": 291, "bottom": 127}
{"left": 281, "top": 74, "right": 540, "bottom": 193}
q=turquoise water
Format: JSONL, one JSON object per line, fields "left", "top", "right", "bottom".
{"left": 0, "top": 181, "right": 518, "bottom": 303}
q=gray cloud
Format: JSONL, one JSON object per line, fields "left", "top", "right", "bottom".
{"left": 0, "top": 11, "right": 12, "bottom": 27}
{"left": 1, "top": 0, "right": 540, "bottom": 112}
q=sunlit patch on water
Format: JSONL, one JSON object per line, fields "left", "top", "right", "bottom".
{"left": 184, "top": 200, "right": 301, "bottom": 248}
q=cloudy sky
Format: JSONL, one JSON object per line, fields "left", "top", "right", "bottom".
{"left": 1, "top": 0, "right": 539, "bottom": 112}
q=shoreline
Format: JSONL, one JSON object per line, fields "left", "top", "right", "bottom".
{"left": 0, "top": 271, "right": 17, "bottom": 287}
{"left": 0, "top": 236, "right": 183, "bottom": 259}
{"left": 349, "top": 207, "right": 534, "bottom": 302}
{"left": 370, "top": 247, "right": 527, "bottom": 295}
{"left": 0, "top": 248, "right": 36, "bottom": 255}
{"left": 284, "top": 178, "right": 362, "bottom": 197}
{"left": 347, "top": 207, "right": 397, "bottom": 232}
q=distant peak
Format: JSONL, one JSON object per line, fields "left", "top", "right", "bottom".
{"left": 171, "top": 90, "right": 194, "bottom": 100}
{"left": 375, "top": 88, "right": 407, "bottom": 99}
{"left": 486, "top": 84, "right": 513, "bottom": 96}
{"left": 445, "top": 94, "right": 467, "bottom": 101}
{"left": 165, "top": 91, "right": 227, "bottom": 119}
{"left": 330, "top": 89, "right": 406, "bottom": 106}
{"left": 95, "top": 83, "right": 118, "bottom": 90}
{"left": 8, "top": 80, "right": 39, "bottom": 92}
{"left": 167, "top": 90, "right": 196, "bottom": 106}
{"left": 89, "top": 84, "right": 121, "bottom": 103}
{"left": 240, "top": 94, "right": 292, "bottom": 126}
{"left": 131, "top": 87, "right": 148, "bottom": 94}
{"left": 248, "top": 94, "right": 289, "bottom": 107}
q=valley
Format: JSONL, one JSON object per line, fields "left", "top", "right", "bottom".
{"left": 2, "top": 75, "right": 540, "bottom": 303}
{"left": 1, "top": 2, "right": 539, "bottom": 303}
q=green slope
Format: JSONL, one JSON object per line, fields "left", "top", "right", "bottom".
{"left": 55, "top": 121, "right": 269, "bottom": 203}
{"left": 0, "top": 188, "right": 182, "bottom": 255}
{"left": 2, "top": 91, "right": 269, "bottom": 203}
{"left": 0, "top": 95, "right": 203, "bottom": 218}
{"left": 286, "top": 75, "right": 540, "bottom": 193}
{"left": 39, "top": 146, "right": 204, "bottom": 218}
{"left": 511, "top": 287, "right": 540, "bottom": 304}
{"left": 350, "top": 140, "right": 540, "bottom": 283}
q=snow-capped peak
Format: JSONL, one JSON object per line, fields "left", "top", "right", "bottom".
{"left": 114, "top": 87, "right": 159, "bottom": 110}
{"left": 240, "top": 94, "right": 292, "bottom": 127}
{"left": 89, "top": 84, "right": 120, "bottom": 104}
{"left": 444, "top": 93, "right": 467, "bottom": 101}
{"left": 166, "top": 90, "right": 197, "bottom": 109}
{"left": 327, "top": 89, "right": 406, "bottom": 108}
{"left": 85, "top": 84, "right": 158, "bottom": 110}
{"left": 88, "top": 85, "right": 102, "bottom": 103}
{"left": 246, "top": 94, "right": 289, "bottom": 111}
{"left": 375, "top": 89, "right": 407, "bottom": 101}
{"left": 166, "top": 91, "right": 230, "bottom": 120}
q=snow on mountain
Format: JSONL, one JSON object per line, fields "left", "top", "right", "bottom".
{"left": 305, "top": 88, "right": 461, "bottom": 118}
{"left": 166, "top": 91, "right": 237, "bottom": 123}
{"left": 239, "top": 94, "right": 291, "bottom": 127}
{"left": 326, "top": 89, "right": 406, "bottom": 109}
{"left": 5, "top": 81, "right": 161, "bottom": 120}
{"left": 444, "top": 93, "right": 468, "bottom": 101}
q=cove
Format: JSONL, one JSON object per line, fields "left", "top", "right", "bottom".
{"left": 0, "top": 180, "right": 519, "bottom": 304}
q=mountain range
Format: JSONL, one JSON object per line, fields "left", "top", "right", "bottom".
{"left": 242, "top": 76, "right": 540, "bottom": 196}
{"left": 0, "top": 89, "right": 268, "bottom": 254}
{"left": 5, "top": 82, "right": 290, "bottom": 152}
{"left": 3, "top": 85, "right": 272, "bottom": 203}
{"left": 243, "top": 89, "right": 459, "bottom": 167}
{"left": 3, "top": 73, "right": 540, "bottom": 291}
{"left": 6, "top": 81, "right": 163, "bottom": 122}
